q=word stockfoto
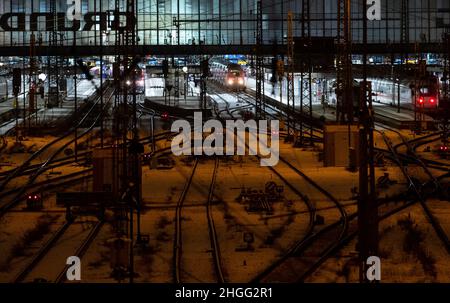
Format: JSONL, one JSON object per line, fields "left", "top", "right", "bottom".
{"left": 170, "top": 112, "right": 280, "bottom": 167}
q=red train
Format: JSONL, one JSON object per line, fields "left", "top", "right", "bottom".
{"left": 416, "top": 75, "right": 440, "bottom": 110}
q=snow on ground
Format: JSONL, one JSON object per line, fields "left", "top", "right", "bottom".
{"left": 0, "top": 212, "right": 65, "bottom": 282}
{"left": 0, "top": 88, "right": 447, "bottom": 282}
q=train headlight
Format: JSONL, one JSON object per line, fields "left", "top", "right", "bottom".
{"left": 238, "top": 78, "right": 244, "bottom": 85}
{"left": 430, "top": 98, "right": 435, "bottom": 104}
{"left": 419, "top": 97, "right": 424, "bottom": 104}
{"left": 228, "top": 79, "right": 234, "bottom": 85}
{"left": 38, "top": 73, "right": 46, "bottom": 81}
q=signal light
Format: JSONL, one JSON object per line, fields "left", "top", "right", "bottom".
{"left": 27, "top": 194, "right": 40, "bottom": 201}
{"left": 161, "top": 112, "right": 169, "bottom": 121}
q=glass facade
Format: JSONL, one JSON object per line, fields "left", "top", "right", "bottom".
{"left": 0, "top": 0, "right": 448, "bottom": 47}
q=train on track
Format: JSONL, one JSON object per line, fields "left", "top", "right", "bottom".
{"left": 123, "top": 66, "right": 145, "bottom": 94}
{"left": 210, "top": 60, "right": 247, "bottom": 91}
{"left": 415, "top": 75, "right": 440, "bottom": 110}
{"left": 115, "top": 64, "right": 145, "bottom": 95}
{"left": 327, "top": 75, "right": 443, "bottom": 113}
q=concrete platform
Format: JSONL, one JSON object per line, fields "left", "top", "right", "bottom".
{"left": 246, "top": 77, "right": 434, "bottom": 129}
{"left": 0, "top": 78, "right": 99, "bottom": 135}
{"left": 66, "top": 79, "right": 99, "bottom": 101}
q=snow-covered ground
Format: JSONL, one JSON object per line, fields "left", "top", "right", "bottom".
{"left": 0, "top": 87, "right": 448, "bottom": 283}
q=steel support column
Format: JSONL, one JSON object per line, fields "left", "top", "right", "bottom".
{"left": 298, "top": 0, "right": 312, "bottom": 146}
{"left": 255, "top": 1, "right": 264, "bottom": 120}
{"left": 358, "top": 0, "right": 378, "bottom": 283}
{"left": 47, "top": 0, "right": 61, "bottom": 108}
{"left": 286, "top": 11, "right": 295, "bottom": 140}
{"left": 336, "top": 0, "right": 353, "bottom": 124}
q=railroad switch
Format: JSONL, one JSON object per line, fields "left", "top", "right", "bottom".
{"left": 376, "top": 173, "right": 397, "bottom": 189}
{"left": 235, "top": 182, "right": 284, "bottom": 213}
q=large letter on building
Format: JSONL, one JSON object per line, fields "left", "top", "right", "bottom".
{"left": 367, "top": 0, "right": 381, "bottom": 21}
{"left": 0, "top": 13, "right": 26, "bottom": 31}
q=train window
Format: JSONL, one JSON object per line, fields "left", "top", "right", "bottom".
{"left": 229, "top": 71, "right": 241, "bottom": 77}
{"left": 419, "top": 86, "right": 437, "bottom": 96}
{"left": 419, "top": 87, "right": 430, "bottom": 94}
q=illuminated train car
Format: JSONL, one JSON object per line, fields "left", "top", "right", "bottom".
{"left": 225, "top": 63, "right": 246, "bottom": 90}
{"left": 135, "top": 67, "right": 146, "bottom": 94}
{"left": 211, "top": 61, "right": 246, "bottom": 90}
{"left": 126, "top": 66, "right": 145, "bottom": 94}
{"left": 415, "top": 75, "right": 440, "bottom": 110}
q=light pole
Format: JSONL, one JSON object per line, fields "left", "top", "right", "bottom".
{"left": 74, "top": 74, "right": 78, "bottom": 163}
{"left": 183, "top": 66, "right": 188, "bottom": 104}
{"left": 397, "top": 78, "right": 401, "bottom": 113}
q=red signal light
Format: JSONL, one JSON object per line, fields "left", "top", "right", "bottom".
{"left": 161, "top": 112, "right": 169, "bottom": 120}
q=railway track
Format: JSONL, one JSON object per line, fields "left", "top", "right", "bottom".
{"left": 55, "top": 220, "right": 104, "bottom": 283}
{"left": 207, "top": 83, "right": 448, "bottom": 282}
{"left": 173, "top": 157, "right": 225, "bottom": 283}
{"left": 378, "top": 124, "right": 446, "bottom": 195}
{"left": 0, "top": 129, "right": 177, "bottom": 219}
{"left": 377, "top": 126, "right": 450, "bottom": 253}
{"left": 209, "top": 81, "right": 324, "bottom": 140}
{"left": 0, "top": 152, "right": 90, "bottom": 180}
{"left": 0, "top": 87, "right": 115, "bottom": 218}
{"left": 241, "top": 88, "right": 324, "bottom": 135}
{"left": 244, "top": 128, "right": 347, "bottom": 283}
{"left": 0, "top": 86, "right": 112, "bottom": 194}
{"left": 13, "top": 219, "right": 103, "bottom": 283}
{"left": 254, "top": 124, "right": 447, "bottom": 282}
{"left": 212, "top": 97, "right": 330, "bottom": 283}
{"left": 253, "top": 189, "right": 423, "bottom": 282}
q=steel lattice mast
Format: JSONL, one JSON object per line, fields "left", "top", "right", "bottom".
{"left": 286, "top": 11, "right": 294, "bottom": 139}
{"left": 255, "top": 0, "right": 264, "bottom": 120}
{"left": 336, "top": 0, "right": 353, "bottom": 124}
{"left": 47, "top": 0, "right": 61, "bottom": 108}
{"left": 358, "top": 0, "right": 378, "bottom": 282}
{"left": 299, "top": 0, "right": 312, "bottom": 146}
